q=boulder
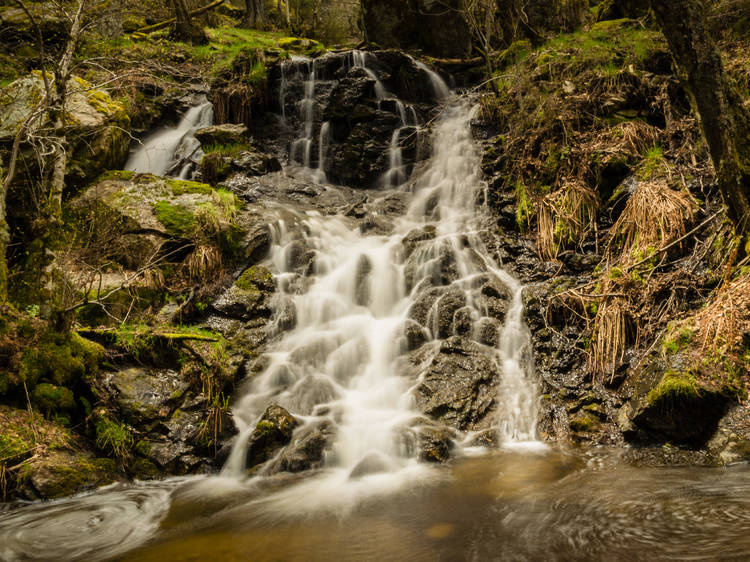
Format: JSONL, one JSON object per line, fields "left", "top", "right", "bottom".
{"left": 618, "top": 357, "right": 735, "bottom": 447}
{"left": 416, "top": 423, "right": 456, "bottom": 462}
{"left": 245, "top": 404, "right": 300, "bottom": 470}
{"left": 211, "top": 265, "right": 274, "bottom": 321}
{"left": 0, "top": 73, "right": 130, "bottom": 188}
{"left": 410, "top": 336, "right": 500, "bottom": 430}
{"left": 103, "top": 367, "right": 189, "bottom": 425}
{"left": 194, "top": 123, "right": 249, "bottom": 146}
{"left": 26, "top": 451, "right": 117, "bottom": 499}
{"left": 265, "top": 418, "right": 336, "bottom": 473}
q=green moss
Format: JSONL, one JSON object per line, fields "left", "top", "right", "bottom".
{"left": 153, "top": 200, "right": 197, "bottom": 236}
{"left": 647, "top": 370, "right": 701, "bottom": 407}
{"left": 235, "top": 265, "right": 272, "bottom": 292}
{"left": 19, "top": 332, "right": 102, "bottom": 387}
{"left": 203, "top": 142, "right": 253, "bottom": 156}
{"left": 636, "top": 146, "right": 667, "bottom": 180}
{"left": 165, "top": 178, "right": 213, "bottom": 196}
{"left": 96, "top": 169, "right": 135, "bottom": 182}
{"left": 569, "top": 411, "right": 599, "bottom": 432}
{"left": 31, "top": 383, "right": 75, "bottom": 414}
{"left": 661, "top": 326, "right": 695, "bottom": 355}
{"left": 255, "top": 420, "right": 276, "bottom": 434}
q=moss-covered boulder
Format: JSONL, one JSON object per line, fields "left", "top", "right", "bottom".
{"left": 245, "top": 404, "right": 299, "bottom": 470}
{"left": 618, "top": 358, "right": 737, "bottom": 446}
{"left": 212, "top": 265, "right": 274, "bottom": 321}
{"left": 0, "top": 72, "right": 130, "bottom": 188}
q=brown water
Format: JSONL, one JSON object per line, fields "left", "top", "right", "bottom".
{"left": 2, "top": 448, "right": 750, "bottom": 561}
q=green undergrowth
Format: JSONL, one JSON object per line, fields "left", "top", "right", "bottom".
{"left": 203, "top": 142, "right": 253, "bottom": 157}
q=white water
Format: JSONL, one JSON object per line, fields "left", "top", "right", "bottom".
{"left": 290, "top": 58, "right": 316, "bottom": 168}
{"left": 226, "top": 93, "right": 540, "bottom": 496}
{"left": 125, "top": 101, "right": 213, "bottom": 177}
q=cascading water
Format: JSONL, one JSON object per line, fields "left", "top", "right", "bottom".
{"left": 226, "top": 76, "right": 540, "bottom": 494}
{"left": 289, "top": 58, "right": 317, "bottom": 168}
{"left": 125, "top": 100, "right": 213, "bottom": 177}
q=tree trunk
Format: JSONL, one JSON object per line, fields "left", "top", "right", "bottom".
{"left": 649, "top": 0, "right": 750, "bottom": 232}
{"left": 242, "top": 0, "right": 265, "bottom": 29}
{"left": 171, "top": 0, "right": 208, "bottom": 43}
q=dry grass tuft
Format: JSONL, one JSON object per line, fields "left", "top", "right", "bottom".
{"left": 537, "top": 180, "right": 598, "bottom": 260}
{"left": 186, "top": 245, "right": 223, "bottom": 281}
{"left": 693, "top": 273, "right": 750, "bottom": 355}
{"left": 591, "top": 293, "right": 631, "bottom": 378}
{"left": 610, "top": 178, "right": 696, "bottom": 261}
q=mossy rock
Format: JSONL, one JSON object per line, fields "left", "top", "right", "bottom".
{"left": 619, "top": 359, "right": 736, "bottom": 446}
{"left": 245, "top": 404, "right": 299, "bottom": 470}
{"left": 27, "top": 451, "right": 118, "bottom": 499}
{"left": 19, "top": 332, "right": 103, "bottom": 388}
{"left": 31, "top": 383, "right": 75, "bottom": 414}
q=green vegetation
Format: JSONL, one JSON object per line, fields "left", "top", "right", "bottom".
{"left": 95, "top": 417, "right": 134, "bottom": 460}
{"left": 647, "top": 370, "right": 701, "bottom": 406}
{"left": 19, "top": 332, "right": 103, "bottom": 387}
{"left": 636, "top": 146, "right": 667, "bottom": 180}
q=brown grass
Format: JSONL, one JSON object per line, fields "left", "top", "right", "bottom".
{"left": 609, "top": 178, "right": 696, "bottom": 261}
{"left": 537, "top": 180, "right": 598, "bottom": 259}
{"left": 186, "top": 245, "right": 223, "bottom": 281}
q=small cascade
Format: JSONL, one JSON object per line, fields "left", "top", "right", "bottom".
{"left": 290, "top": 58, "right": 317, "bottom": 168}
{"left": 125, "top": 100, "right": 213, "bottom": 177}
{"left": 350, "top": 50, "right": 386, "bottom": 100}
{"left": 312, "top": 121, "right": 330, "bottom": 184}
{"left": 415, "top": 60, "right": 450, "bottom": 100}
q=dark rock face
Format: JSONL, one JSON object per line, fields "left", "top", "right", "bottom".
{"left": 416, "top": 423, "right": 456, "bottom": 463}
{"left": 360, "top": 0, "right": 472, "bottom": 58}
{"left": 245, "top": 404, "right": 300, "bottom": 470}
{"left": 265, "top": 50, "right": 447, "bottom": 188}
{"left": 410, "top": 337, "right": 500, "bottom": 430}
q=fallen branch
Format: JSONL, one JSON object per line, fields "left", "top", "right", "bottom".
{"left": 135, "top": 0, "right": 225, "bottom": 35}
{"left": 77, "top": 328, "right": 218, "bottom": 342}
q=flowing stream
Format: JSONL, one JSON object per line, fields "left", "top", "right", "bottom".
{"left": 125, "top": 100, "right": 213, "bottom": 177}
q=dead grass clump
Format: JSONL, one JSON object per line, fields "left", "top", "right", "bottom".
{"left": 591, "top": 293, "right": 631, "bottom": 378}
{"left": 537, "top": 180, "right": 598, "bottom": 259}
{"left": 693, "top": 273, "right": 750, "bottom": 356}
{"left": 609, "top": 178, "right": 696, "bottom": 260}
{"left": 185, "top": 245, "right": 223, "bottom": 281}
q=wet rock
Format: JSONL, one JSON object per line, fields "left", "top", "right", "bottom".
{"left": 211, "top": 265, "right": 274, "bottom": 321}
{"left": 401, "top": 318, "right": 429, "bottom": 351}
{"left": 410, "top": 336, "right": 500, "bottom": 430}
{"left": 26, "top": 451, "right": 118, "bottom": 499}
{"left": 416, "top": 424, "right": 456, "bottom": 463}
{"left": 231, "top": 150, "right": 282, "bottom": 176}
{"left": 194, "top": 123, "right": 248, "bottom": 146}
{"left": 349, "top": 451, "right": 394, "bottom": 478}
{"left": 408, "top": 285, "right": 466, "bottom": 338}
{"left": 245, "top": 404, "right": 300, "bottom": 470}
{"left": 618, "top": 357, "right": 735, "bottom": 447}
{"left": 707, "top": 405, "right": 750, "bottom": 465}
{"left": 468, "top": 428, "right": 499, "bottom": 448}
{"left": 266, "top": 419, "right": 336, "bottom": 473}
{"left": 401, "top": 225, "right": 436, "bottom": 259}
{"left": 475, "top": 317, "right": 500, "bottom": 347}
{"left": 104, "top": 367, "right": 188, "bottom": 425}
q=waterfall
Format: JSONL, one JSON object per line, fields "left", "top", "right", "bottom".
{"left": 226, "top": 88, "right": 540, "bottom": 485}
{"left": 290, "top": 58, "right": 316, "bottom": 168}
{"left": 125, "top": 101, "right": 213, "bottom": 177}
